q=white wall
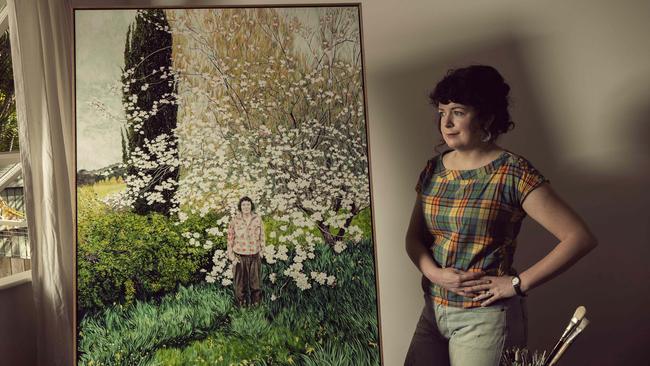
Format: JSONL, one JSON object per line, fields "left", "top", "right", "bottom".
{"left": 68, "top": 1, "right": 650, "bottom": 365}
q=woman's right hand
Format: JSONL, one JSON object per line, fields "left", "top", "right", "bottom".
{"left": 427, "top": 267, "right": 489, "bottom": 298}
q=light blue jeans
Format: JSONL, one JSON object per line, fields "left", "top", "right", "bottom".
{"left": 405, "top": 294, "right": 527, "bottom": 366}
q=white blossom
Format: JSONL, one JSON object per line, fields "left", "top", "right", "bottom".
{"left": 334, "top": 241, "right": 347, "bottom": 254}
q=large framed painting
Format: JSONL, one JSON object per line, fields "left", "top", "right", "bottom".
{"left": 74, "top": 4, "right": 381, "bottom": 365}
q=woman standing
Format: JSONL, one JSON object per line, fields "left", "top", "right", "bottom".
{"left": 227, "top": 196, "right": 265, "bottom": 307}
{"left": 404, "top": 65, "right": 597, "bottom": 365}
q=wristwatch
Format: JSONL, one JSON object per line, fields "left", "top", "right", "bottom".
{"left": 512, "top": 275, "right": 527, "bottom": 297}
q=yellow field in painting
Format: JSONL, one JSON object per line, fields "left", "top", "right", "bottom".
{"left": 90, "top": 178, "right": 125, "bottom": 198}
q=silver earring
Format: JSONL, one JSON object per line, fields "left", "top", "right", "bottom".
{"left": 481, "top": 130, "right": 492, "bottom": 143}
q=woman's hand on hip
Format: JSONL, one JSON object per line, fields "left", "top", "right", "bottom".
{"left": 429, "top": 267, "right": 489, "bottom": 298}
{"left": 465, "top": 275, "right": 517, "bottom": 306}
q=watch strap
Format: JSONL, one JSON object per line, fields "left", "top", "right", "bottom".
{"left": 513, "top": 275, "right": 527, "bottom": 297}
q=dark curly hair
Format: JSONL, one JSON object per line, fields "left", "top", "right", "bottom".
{"left": 237, "top": 196, "right": 255, "bottom": 212}
{"left": 429, "top": 65, "right": 514, "bottom": 142}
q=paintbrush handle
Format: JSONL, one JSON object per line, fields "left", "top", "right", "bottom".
{"left": 543, "top": 322, "right": 575, "bottom": 366}
{"left": 548, "top": 338, "right": 573, "bottom": 366}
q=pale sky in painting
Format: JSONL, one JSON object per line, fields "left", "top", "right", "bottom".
{"left": 75, "top": 9, "right": 135, "bottom": 170}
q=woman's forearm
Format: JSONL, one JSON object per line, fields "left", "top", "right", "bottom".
{"left": 405, "top": 198, "right": 444, "bottom": 282}
{"left": 519, "top": 230, "right": 597, "bottom": 293}
{"left": 405, "top": 232, "right": 441, "bottom": 281}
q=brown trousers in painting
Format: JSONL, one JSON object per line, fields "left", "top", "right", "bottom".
{"left": 234, "top": 253, "right": 262, "bottom": 306}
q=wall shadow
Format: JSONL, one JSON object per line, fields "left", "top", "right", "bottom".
{"left": 372, "top": 29, "right": 650, "bottom": 364}
{"left": 516, "top": 87, "right": 650, "bottom": 365}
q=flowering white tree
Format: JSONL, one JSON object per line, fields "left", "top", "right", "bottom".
{"left": 167, "top": 7, "right": 369, "bottom": 246}
{"left": 92, "top": 8, "right": 371, "bottom": 293}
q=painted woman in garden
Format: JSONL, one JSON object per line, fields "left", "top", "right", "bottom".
{"left": 227, "top": 196, "right": 265, "bottom": 307}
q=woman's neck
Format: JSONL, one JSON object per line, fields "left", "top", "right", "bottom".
{"left": 446, "top": 144, "right": 504, "bottom": 170}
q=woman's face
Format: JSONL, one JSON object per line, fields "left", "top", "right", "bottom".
{"left": 240, "top": 201, "right": 252, "bottom": 214}
{"left": 438, "top": 102, "right": 485, "bottom": 150}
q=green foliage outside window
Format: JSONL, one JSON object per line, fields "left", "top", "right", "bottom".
{"left": 0, "top": 31, "right": 18, "bottom": 152}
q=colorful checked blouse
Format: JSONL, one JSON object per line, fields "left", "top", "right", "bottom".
{"left": 227, "top": 214, "right": 265, "bottom": 255}
{"left": 416, "top": 150, "right": 548, "bottom": 308}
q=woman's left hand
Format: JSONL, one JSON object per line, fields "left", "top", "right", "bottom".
{"left": 463, "top": 275, "right": 517, "bottom": 307}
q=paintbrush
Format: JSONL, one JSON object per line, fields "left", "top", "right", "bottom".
{"left": 547, "top": 318, "right": 590, "bottom": 366}
{"left": 543, "top": 306, "right": 586, "bottom": 366}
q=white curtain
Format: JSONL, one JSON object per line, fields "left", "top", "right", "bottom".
{"left": 7, "top": 0, "right": 75, "bottom": 365}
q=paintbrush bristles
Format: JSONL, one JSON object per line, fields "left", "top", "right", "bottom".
{"left": 572, "top": 306, "right": 586, "bottom": 322}
{"left": 566, "top": 318, "right": 589, "bottom": 343}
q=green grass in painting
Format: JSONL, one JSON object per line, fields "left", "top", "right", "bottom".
{"left": 299, "top": 340, "right": 380, "bottom": 366}
{"left": 78, "top": 285, "right": 234, "bottom": 366}
{"left": 78, "top": 240, "right": 380, "bottom": 366}
{"left": 151, "top": 310, "right": 306, "bottom": 366}
{"left": 149, "top": 239, "right": 380, "bottom": 366}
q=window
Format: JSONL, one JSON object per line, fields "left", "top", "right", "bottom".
{"left": 0, "top": 4, "right": 29, "bottom": 280}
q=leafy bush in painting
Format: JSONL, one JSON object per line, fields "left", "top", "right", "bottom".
{"left": 78, "top": 240, "right": 380, "bottom": 366}
{"left": 77, "top": 190, "right": 226, "bottom": 315}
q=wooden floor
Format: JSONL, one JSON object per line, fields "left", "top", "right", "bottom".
{"left": 0, "top": 257, "right": 31, "bottom": 279}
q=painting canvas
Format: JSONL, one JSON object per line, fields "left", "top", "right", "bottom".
{"left": 74, "top": 5, "right": 381, "bottom": 365}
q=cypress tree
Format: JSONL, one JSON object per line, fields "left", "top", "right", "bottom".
{"left": 122, "top": 10, "right": 178, "bottom": 216}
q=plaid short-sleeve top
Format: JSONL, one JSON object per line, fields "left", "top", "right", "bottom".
{"left": 416, "top": 150, "right": 548, "bottom": 308}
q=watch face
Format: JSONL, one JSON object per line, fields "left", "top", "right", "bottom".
{"left": 512, "top": 276, "right": 520, "bottom": 286}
